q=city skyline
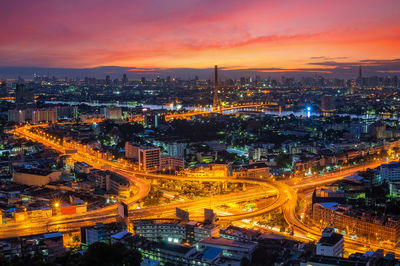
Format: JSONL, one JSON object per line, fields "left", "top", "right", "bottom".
{"left": 1, "top": 0, "right": 400, "bottom": 78}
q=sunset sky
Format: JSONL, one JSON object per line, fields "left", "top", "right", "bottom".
{"left": 1, "top": 0, "right": 400, "bottom": 78}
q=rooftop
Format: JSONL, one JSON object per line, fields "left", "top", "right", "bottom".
{"left": 14, "top": 168, "right": 53, "bottom": 176}
{"left": 200, "top": 237, "right": 257, "bottom": 249}
{"left": 202, "top": 247, "right": 222, "bottom": 260}
{"left": 318, "top": 232, "right": 343, "bottom": 247}
{"left": 111, "top": 231, "right": 131, "bottom": 240}
{"left": 152, "top": 242, "right": 194, "bottom": 255}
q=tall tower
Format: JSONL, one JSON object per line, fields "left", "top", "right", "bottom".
{"left": 358, "top": 65, "right": 363, "bottom": 88}
{"left": 212, "top": 65, "right": 221, "bottom": 113}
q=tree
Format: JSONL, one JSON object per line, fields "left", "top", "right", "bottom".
{"left": 240, "top": 256, "right": 250, "bottom": 266}
{"left": 275, "top": 153, "right": 291, "bottom": 169}
{"left": 81, "top": 241, "right": 142, "bottom": 266}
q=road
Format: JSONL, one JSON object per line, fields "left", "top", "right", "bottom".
{"left": 8, "top": 123, "right": 400, "bottom": 256}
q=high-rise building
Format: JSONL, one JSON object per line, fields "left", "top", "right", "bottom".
{"left": 144, "top": 113, "right": 164, "bottom": 128}
{"left": 357, "top": 65, "right": 363, "bottom": 87}
{"left": 369, "top": 122, "right": 386, "bottom": 139}
{"left": 139, "top": 147, "right": 161, "bottom": 172}
{"left": 56, "top": 106, "right": 79, "bottom": 120}
{"left": 167, "top": 142, "right": 185, "bottom": 158}
{"left": 125, "top": 142, "right": 141, "bottom": 160}
{"left": 100, "top": 107, "right": 122, "bottom": 120}
{"left": 321, "top": 95, "right": 335, "bottom": 117}
{"left": 8, "top": 109, "right": 26, "bottom": 123}
{"left": 15, "top": 83, "right": 34, "bottom": 108}
{"left": 105, "top": 75, "right": 111, "bottom": 85}
{"left": 31, "top": 109, "right": 57, "bottom": 124}
{"left": 122, "top": 73, "right": 128, "bottom": 85}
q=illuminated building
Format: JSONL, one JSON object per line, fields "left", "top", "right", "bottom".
{"left": 167, "top": 142, "right": 186, "bottom": 158}
{"left": 320, "top": 95, "right": 335, "bottom": 117}
{"left": 380, "top": 162, "right": 400, "bottom": 198}
{"left": 232, "top": 162, "right": 269, "bottom": 179}
{"left": 30, "top": 108, "right": 57, "bottom": 124}
{"left": 124, "top": 141, "right": 141, "bottom": 160}
{"left": 198, "top": 237, "right": 257, "bottom": 261}
{"left": 8, "top": 109, "right": 25, "bottom": 123}
{"left": 316, "top": 227, "right": 344, "bottom": 257}
{"left": 144, "top": 113, "right": 164, "bottom": 128}
{"left": 139, "top": 147, "right": 161, "bottom": 172}
{"left": 161, "top": 155, "right": 184, "bottom": 170}
{"left": 74, "top": 162, "right": 92, "bottom": 174}
{"left": 12, "top": 168, "right": 61, "bottom": 186}
{"left": 220, "top": 226, "right": 261, "bottom": 242}
{"left": 184, "top": 164, "right": 228, "bottom": 178}
{"left": 81, "top": 222, "right": 126, "bottom": 246}
{"left": 100, "top": 107, "right": 122, "bottom": 120}
{"left": 89, "top": 170, "right": 131, "bottom": 198}
{"left": 0, "top": 232, "right": 66, "bottom": 260}
{"left": 313, "top": 202, "right": 400, "bottom": 243}
{"left": 133, "top": 219, "right": 219, "bottom": 244}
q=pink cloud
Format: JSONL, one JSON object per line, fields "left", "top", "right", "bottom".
{"left": 0, "top": 0, "right": 399, "bottom": 69}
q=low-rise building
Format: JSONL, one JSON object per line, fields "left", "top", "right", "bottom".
{"left": 0, "top": 232, "right": 66, "bottom": 260}
{"left": 184, "top": 164, "right": 228, "bottom": 178}
{"left": 161, "top": 155, "right": 184, "bottom": 171}
{"left": 89, "top": 170, "right": 131, "bottom": 198}
{"left": 316, "top": 227, "right": 344, "bottom": 257}
{"left": 74, "top": 162, "right": 92, "bottom": 174}
{"left": 220, "top": 226, "right": 261, "bottom": 242}
{"left": 13, "top": 168, "right": 61, "bottom": 186}
{"left": 313, "top": 202, "right": 400, "bottom": 244}
{"left": 198, "top": 237, "right": 257, "bottom": 261}
{"left": 134, "top": 219, "right": 219, "bottom": 244}
{"left": 232, "top": 162, "right": 269, "bottom": 179}
{"left": 81, "top": 222, "right": 126, "bottom": 247}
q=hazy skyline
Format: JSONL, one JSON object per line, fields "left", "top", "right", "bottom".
{"left": 1, "top": 0, "right": 400, "bottom": 78}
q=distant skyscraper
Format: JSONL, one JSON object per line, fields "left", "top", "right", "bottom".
{"left": 321, "top": 95, "right": 335, "bottom": 117}
{"left": 105, "top": 75, "right": 111, "bottom": 85}
{"left": 122, "top": 73, "right": 128, "bottom": 85}
{"left": 357, "top": 65, "right": 363, "bottom": 87}
{"left": 15, "top": 83, "right": 34, "bottom": 108}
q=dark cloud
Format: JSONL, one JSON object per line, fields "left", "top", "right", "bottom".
{"left": 1, "top": 59, "right": 400, "bottom": 80}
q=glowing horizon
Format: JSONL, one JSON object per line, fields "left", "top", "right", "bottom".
{"left": 1, "top": 0, "right": 400, "bottom": 75}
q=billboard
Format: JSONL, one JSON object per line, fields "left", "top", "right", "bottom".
{"left": 61, "top": 205, "right": 76, "bottom": 215}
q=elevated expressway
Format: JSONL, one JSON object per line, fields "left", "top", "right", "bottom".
{"left": 164, "top": 103, "right": 269, "bottom": 120}
{"left": 2, "top": 124, "right": 284, "bottom": 238}
{"left": 7, "top": 124, "right": 399, "bottom": 256}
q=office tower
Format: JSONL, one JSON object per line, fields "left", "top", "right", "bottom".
{"left": 122, "top": 73, "right": 128, "bottom": 85}
{"left": 357, "top": 65, "right": 363, "bottom": 87}
{"left": 15, "top": 83, "right": 34, "bottom": 108}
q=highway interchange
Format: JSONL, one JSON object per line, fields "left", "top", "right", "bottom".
{"left": 4, "top": 123, "right": 399, "bottom": 256}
